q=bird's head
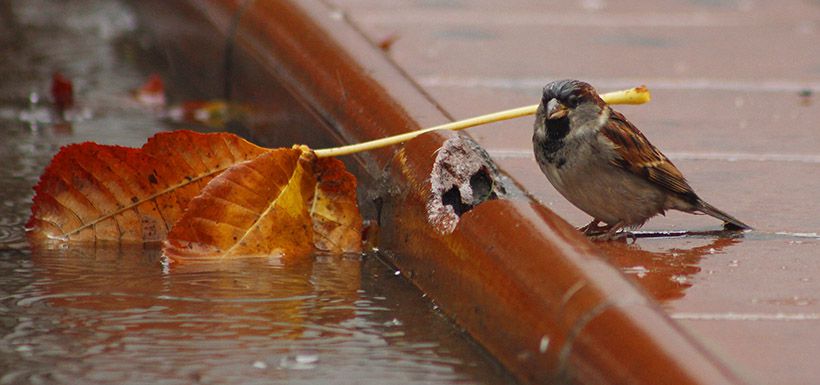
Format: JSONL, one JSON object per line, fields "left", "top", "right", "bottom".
{"left": 534, "top": 79, "right": 608, "bottom": 139}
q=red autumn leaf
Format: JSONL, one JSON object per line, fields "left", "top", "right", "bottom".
{"left": 163, "top": 148, "right": 362, "bottom": 263}
{"left": 26, "top": 130, "right": 268, "bottom": 243}
{"left": 51, "top": 72, "right": 74, "bottom": 111}
{"left": 134, "top": 73, "right": 166, "bottom": 106}
{"left": 28, "top": 130, "right": 363, "bottom": 262}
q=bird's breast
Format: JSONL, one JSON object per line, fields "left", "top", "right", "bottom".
{"left": 535, "top": 136, "right": 668, "bottom": 225}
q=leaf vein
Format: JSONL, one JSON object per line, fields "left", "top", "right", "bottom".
{"left": 222, "top": 159, "right": 301, "bottom": 257}
{"left": 62, "top": 166, "right": 228, "bottom": 237}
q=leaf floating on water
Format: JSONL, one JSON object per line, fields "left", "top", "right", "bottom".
{"left": 134, "top": 73, "right": 166, "bottom": 107}
{"left": 163, "top": 149, "right": 362, "bottom": 263}
{"left": 51, "top": 72, "right": 74, "bottom": 112}
{"left": 167, "top": 100, "right": 247, "bottom": 129}
{"left": 163, "top": 148, "right": 314, "bottom": 261}
{"left": 310, "top": 157, "right": 362, "bottom": 254}
{"left": 28, "top": 130, "right": 363, "bottom": 262}
{"left": 26, "top": 130, "right": 268, "bottom": 243}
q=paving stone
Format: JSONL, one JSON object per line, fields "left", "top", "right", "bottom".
{"left": 326, "top": 1, "right": 820, "bottom": 383}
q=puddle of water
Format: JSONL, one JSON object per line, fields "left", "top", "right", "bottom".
{"left": 0, "top": 1, "right": 513, "bottom": 384}
{"left": 2, "top": 246, "right": 512, "bottom": 384}
{"left": 597, "top": 237, "right": 740, "bottom": 302}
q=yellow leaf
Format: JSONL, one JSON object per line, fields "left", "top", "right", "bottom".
{"left": 163, "top": 150, "right": 362, "bottom": 262}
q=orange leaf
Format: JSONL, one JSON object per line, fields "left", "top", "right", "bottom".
{"left": 26, "top": 130, "right": 267, "bottom": 243}
{"left": 163, "top": 150, "right": 362, "bottom": 263}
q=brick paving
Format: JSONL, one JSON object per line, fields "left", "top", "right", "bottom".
{"left": 327, "top": 1, "right": 820, "bottom": 384}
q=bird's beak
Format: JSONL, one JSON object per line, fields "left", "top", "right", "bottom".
{"left": 546, "top": 99, "right": 569, "bottom": 120}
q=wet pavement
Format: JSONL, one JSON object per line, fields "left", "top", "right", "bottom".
{"left": 0, "top": 1, "right": 515, "bottom": 384}
{"left": 326, "top": 1, "right": 820, "bottom": 384}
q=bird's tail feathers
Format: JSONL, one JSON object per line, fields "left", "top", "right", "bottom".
{"left": 697, "top": 200, "right": 752, "bottom": 230}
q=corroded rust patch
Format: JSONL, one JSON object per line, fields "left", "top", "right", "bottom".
{"left": 426, "top": 136, "right": 506, "bottom": 234}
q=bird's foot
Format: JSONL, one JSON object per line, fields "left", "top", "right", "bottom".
{"left": 588, "top": 231, "right": 635, "bottom": 242}
{"left": 578, "top": 219, "right": 606, "bottom": 235}
{"left": 585, "top": 222, "right": 634, "bottom": 242}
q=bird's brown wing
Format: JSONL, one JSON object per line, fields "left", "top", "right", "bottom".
{"left": 600, "top": 109, "right": 698, "bottom": 201}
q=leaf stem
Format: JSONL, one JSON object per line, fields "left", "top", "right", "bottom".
{"left": 314, "top": 86, "right": 650, "bottom": 158}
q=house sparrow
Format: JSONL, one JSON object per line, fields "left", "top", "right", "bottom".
{"left": 533, "top": 79, "right": 750, "bottom": 239}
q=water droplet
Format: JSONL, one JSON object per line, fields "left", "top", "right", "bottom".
{"left": 671, "top": 275, "right": 688, "bottom": 284}
{"left": 383, "top": 318, "right": 403, "bottom": 327}
{"left": 517, "top": 351, "right": 533, "bottom": 361}
{"left": 328, "top": 9, "right": 344, "bottom": 20}
{"left": 539, "top": 336, "right": 550, "bottom": 353}
{"left": 279, "top": 354, "right": 319, "bottom": 370}
{"left": 295, "top": 354, "right": 318, "bottom": 364}
{"left": 623, "top": 265, "right": 649, "bottom": 278}
{"left": 252, "top": 361, "right": 267, "bottom": 369}
{"left": 393, "top": 270, "right": 401, "bottom": 276}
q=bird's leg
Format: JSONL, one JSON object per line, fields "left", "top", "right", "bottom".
{"left": 577, "top": 219, "right": 602, "bottom": 235}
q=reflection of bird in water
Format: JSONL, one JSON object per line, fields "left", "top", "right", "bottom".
{"left": 596, "top": 237, "right": 740, "bottom": 302}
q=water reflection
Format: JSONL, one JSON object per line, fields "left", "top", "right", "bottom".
{"left": 0, "top": 0, "right": 513, "bottom": 382}
{"left": 597, "top": 237, "right": 740, "bottom": 302}
{"left": 27, "top": 245, "right": 360, "bottom": 343}
{"left": 0, "top": 246, "right": 512, "bottom": 384}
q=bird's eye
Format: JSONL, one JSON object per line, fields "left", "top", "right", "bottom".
{"left": 567, "top": 94, "right": 579, "bottom": 107}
